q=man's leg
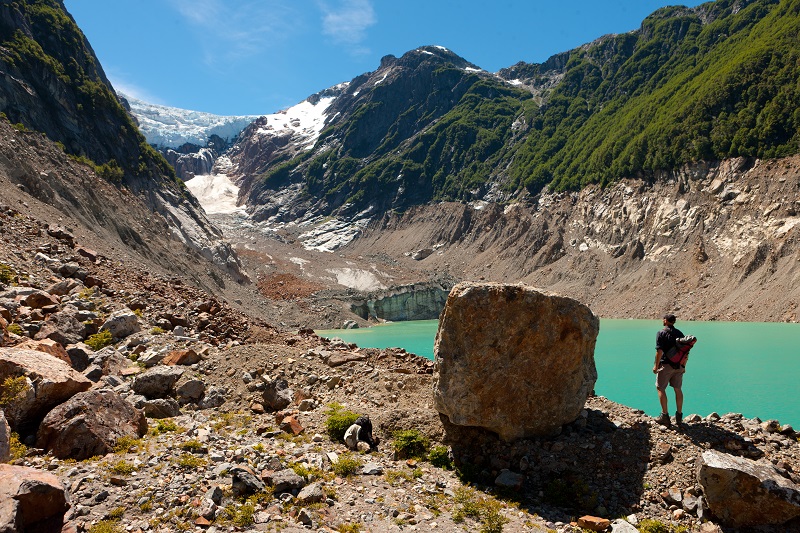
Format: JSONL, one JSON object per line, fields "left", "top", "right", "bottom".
{"left": 674, "top": 388, "right": 683, "bottom": 414}
{"left": 657, "top": 387, "right": 669, "bottom": 413}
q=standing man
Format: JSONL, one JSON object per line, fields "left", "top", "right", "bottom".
{"left": 653, "top": 314, "right": 685, "bottom": 427}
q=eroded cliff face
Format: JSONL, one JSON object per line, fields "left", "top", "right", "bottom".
{"left": 345, "top": 156, "right": 800, "bottom": 322}
{"left": 350, "top": 283, "right": 451, "bottom": 322}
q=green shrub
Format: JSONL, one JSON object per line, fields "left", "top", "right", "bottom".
{"left": 0, "top": 263, "right": 15, "bottom": 284}
{"left": 0, "top": 376, "right": 29, "bottom": 408}
{"left": 428, "top": 445, "right": 452, "bottom": 469}
{"left": 6, "top": 323, "right": 24, "bottom": 336}
{"left": 151, "top": 419, "right": 180, "bottom": 434}
{"left": 113, "top": 435, "right": 143, "bottom": 453}
{"left": 108, "top": 460, "right": 136, "bottom": 476}
{"left": 332, "top": 453, "right": 362, "bottom": 478}
{"left": 85, "top": 329, "right": 113, "bottom": 350}
{"left": 324, "top": 402, "right": 360, "bottom": 441}
{"left": 638, "top": 519, "right": 689, "bottom": 533}
{"left": 392, "top": 429, "right": 429, "bottom": 459}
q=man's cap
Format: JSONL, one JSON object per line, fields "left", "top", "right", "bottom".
{"left": 664, "top": 314, "right": 677, "bottom": 323}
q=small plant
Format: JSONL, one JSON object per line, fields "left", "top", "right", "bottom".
{"left": 150, "top": 419, "right": 181, "bottom": 435}
{"left": 108, "top": 460, "right": 136, "bottom": 476}
{"left": 452, "top": 487, "right": 509, "bottom": 533}
{"left": 428, "top": 445, "right": 452, "bottom": 469}
{"left": 332, "top": 453, "right": 362, "bottom": 478}
{"left": 384, "top": 468, "right": 423, "bottom": 486}
{"left": 107, "top": 507, "right": 125, "bottom": 520}
{"left": 222, "top": 501, "right": 256, "bottom": 527}
{"left": 139, "top": 500, "right": 152, "bottom": 512}
{"left": 150, "top": 326, "right": 166, "bottom": 335}
{"left": 0, "top": 376, "right": 29, "bottom": 408}
{"left": 85, "top": 329, "right": 113, "bottom": 350}
{"left": 179, "top": 439, "right": 205, "bottom": 452}
{"left": 113, "top": 435, "right": 143, "bottom": 453}
{"left": 324, "top": 402, "right": 360, "bottom": 441}
{"left": 336, "top": 523, "right": 363, "bottom": 533}
{"left": 290, "top": 461, "right": 327, "bottom": 481}
{"left": 638, "top": 519, "right": 689, "bottom": 533}
{"left": 87, "top": 520, "right": 123, "bottom": 533}
{"left": 6, "top": 323, "right": 24, "bottom": 336}
{"left": 392, "top": 429, "right": 429, "bottom": 459}
{"left": 0, "top": 263, "right": 15, "bottom": 284}
{"left": 9, "top": 432, "right": 27, "bottom": 461}
{"left": 175, "top": 453, "right": 207, "bottom": 470}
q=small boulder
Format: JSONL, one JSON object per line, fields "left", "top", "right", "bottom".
{"left": 100, "top": 310, "right": 141, "bottom": 339}
{"left": 297, "top": 482, "right": 325, "bottom": 504}
{"left": 495, "top": 469, "right": 525, "bottom": 491}
{"left": 231, "top": 466, "right": 266, "bottom": 496}
{"left": 21, "top": 290, "right": 58, "bottom": 309}
{"left": 36, "top": 389, "right": 147, "bottom": 460}
{"left": 263, "top": 468, "right": 305, "bottom": 494}
{"left": 433, "top": 282, "right": 599, "bottom": 440}
{"left": 697, "top": 449, "right": 800, "bottom": 527}
{"left": 33, "top": 305, "right": 86, "bottom": 346}
{"left": 142, "top": 398, "right": 182, "bottom": 418}
{"left": 176, "top": 379, "right": 206, "bottom": 404}
{"left": 162, "top": 348, "right": 200, "bottom": 366}
{"left": 262, "top": 377, "right": 294, "bottom": 410}
{"left": 65, "top": 343, "right": 92, "bottom": 372}
{"left": 0, "top": 464, "right": 70, "bottom": 532}
{"left": 0, "top": 347, "right": 92, "bottom": 434}
{"left": 131, "top": 365, "right": 184, "bottom": 398}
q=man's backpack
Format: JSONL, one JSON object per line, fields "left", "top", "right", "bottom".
{"left": 666, "top": 335, "right": 697, "bottom": 366}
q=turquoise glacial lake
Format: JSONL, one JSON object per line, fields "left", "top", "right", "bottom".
{"left": 316, "top": 319, "right": 800, "bottom": 428}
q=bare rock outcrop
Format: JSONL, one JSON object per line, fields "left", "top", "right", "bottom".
{"left": 433, "top": 282, "right": 599, "bottom": 441}
{"left": 36, "top": 389, "right": 147, "bottom": 460}
{"left": 697, "top": 449, "right": 800, "bottom": 527}
{"left": 0, "top": 464, "right": 71, "bottom": 533}
{"left": 0, "top": 347, "right": 92, "bottom": 433}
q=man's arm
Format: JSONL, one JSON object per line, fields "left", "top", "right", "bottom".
{"left": 653, "top": 349, "right": 662, "bottom": 373}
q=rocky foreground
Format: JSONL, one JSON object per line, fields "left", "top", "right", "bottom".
{"left": 2, "top": 206, "right": 800, "bottom": 533}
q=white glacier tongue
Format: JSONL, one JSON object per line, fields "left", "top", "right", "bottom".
{"left": 121, "top": 93, "right": 261, "bottom": 148}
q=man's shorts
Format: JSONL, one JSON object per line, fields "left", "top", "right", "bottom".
{"left": 655, "top": 364, "right": 684, "bottom": 391}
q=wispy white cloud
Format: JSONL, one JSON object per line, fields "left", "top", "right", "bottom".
{"left": 107, "top": 75, "right": 167, "bottom": 106}
{"left": 167, "top": 0, "right": 298, "bottom": 66}
{"left": 318, "top": 0, "right": 376, "bottom": 51}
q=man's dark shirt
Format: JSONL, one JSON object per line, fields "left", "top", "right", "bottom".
{"left": 656, "top": 325, "right": 685, "bottom": 367}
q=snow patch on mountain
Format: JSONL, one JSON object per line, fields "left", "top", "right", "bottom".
{"left": 255, "top": 96, "right": 336, "bottom": 149}
{"left": 121, "top": 93, "right": 261, "bottom": 148}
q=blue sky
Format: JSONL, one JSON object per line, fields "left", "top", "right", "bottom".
{"left": 64, "top": 0, "right": 705, "bottom": 116}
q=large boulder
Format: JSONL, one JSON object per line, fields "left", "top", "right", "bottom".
{"left": 33, "top": 305, "right": 86, "bottom": 346}
{"left": 16, "top": 339, "right": 71, "bottom": 365}
{"left": 697, "top": 449, "right": 800, "bottom": 527}
{"left": 100, "top": 310, "right": 141, "bottom": 339}
{"left": 0, "top": 464, "right": 70, "bottom": 532}
{"left": 132, "top": 365, "right": 184, "bottom": 398}
{"left": 433, "top": 282, "right": 599, "bottom": 441}
{"left": 36, "top": 389, "right": 147, "bottom": 460}
{"left": 0, "top": 410, "right": 10, "bottom": 463}
{"left": 0, "top": 347, "right": 92, "bottom": 434}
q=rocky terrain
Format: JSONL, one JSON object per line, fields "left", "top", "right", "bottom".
{"left": 3, "top": 168, "right": 800, "bottom": 533}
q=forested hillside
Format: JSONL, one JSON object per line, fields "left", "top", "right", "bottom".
{"left": 243, "top": 0, "right": 800, "bottom": 218}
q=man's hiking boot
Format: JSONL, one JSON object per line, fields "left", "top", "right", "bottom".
{"left": 675, "top": 411, "right": 683, "bottom": 425}
{"left": 655, "top": 412, "right": 671, "bottom": 427}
